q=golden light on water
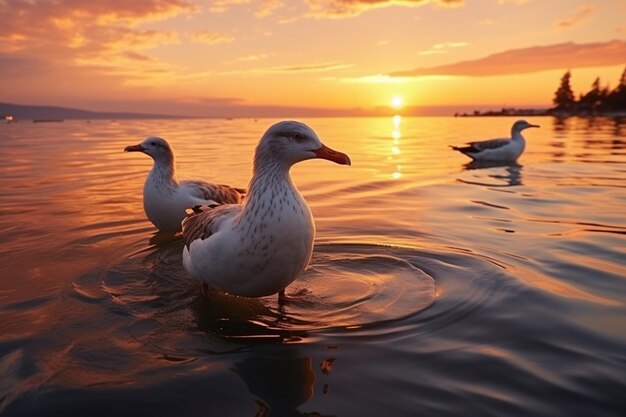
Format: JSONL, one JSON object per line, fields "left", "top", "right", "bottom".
{"left": 390, "top": 115, "right": 402, "bottom": 179}
{"left": 392, "top": 115, "right": 402, "bottom": 143}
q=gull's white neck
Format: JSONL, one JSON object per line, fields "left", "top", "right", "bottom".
{"left": 146, "top": 155, "right": 178, "bottom": 194}
{"left": 511, "top": 129, "right": 526, "bottom": 142}
{"left": 242, "top": 158, "right": 293, "bottom": 208}
{"left": 238, "top": 149, "right": 309, "bottom": 227}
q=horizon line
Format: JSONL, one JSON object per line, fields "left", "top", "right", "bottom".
{"left": 1, "top": 101, "right": 552, "bottom": 119}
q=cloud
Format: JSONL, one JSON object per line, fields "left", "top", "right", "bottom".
{"left": 0, "top": 0, "right": 197, "bottom": 94}
{"left": 0, "top": 0, "right": 194, "bottom": 62}
{"left": 266, "top": 62, "right": 352, "bottom": 73}
{"left": 0, "top": 55, "right": 52, "bottom": 78}
{"left": 340, "top": 74, "right": 415, "bottom": 84}
{"left": 237, "top": 54, "right": 270, "bottom": 61}
{"left": 497, "top": 0, "right": 531, "bottom": 4}
{"left": 208, "top": 0, "right": 251, "bottom": 13}
{"left": 304, "top": 0, "right": 463, "bottom": 18}
{"left": 205, "top": 0, "right": 464, "bottom": 20}
{"left": 419, "top": 41, "right": 468, "bottom": 55}
{"left": 554, "top": 4, "right": 596, "bottom": 30}
{"left": 221, "top": 62, "right": 353, "bottom": 75}
{"left": 255, "top": 0, "right": 284, "bottom": 17}
{"left": 175, "top": 96, "right": 245, "bottom": 105}
{"left": 121, "top": 51, "right": 157, "bottom": 62}
{"left": 389, "top": 40, "right": 626, "bottom": 77}
{"left": 207, "top": 0, "right": 283, "bottom": 17}
{"left": 190, "top": 31, "right": 235, "bottom": 45}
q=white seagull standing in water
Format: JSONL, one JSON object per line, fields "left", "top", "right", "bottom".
{"left": 450, "top": 120, "right": 540, "bottom": 162}
{"left": 124, "top": 137, "right": 246, "bottom": 232}
{"left": 181, "top": 121, "right": 351, "bottom": 302}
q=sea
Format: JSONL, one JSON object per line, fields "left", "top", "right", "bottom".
{"left": 0, "top": 116, "right": 625, "bottom": 416}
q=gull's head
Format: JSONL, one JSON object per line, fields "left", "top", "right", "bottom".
{"left": 512, "top": 120, "right": 540, "bottom": 132}
{"left": 255, "top": 121, "right": 351, "bottom": 169}
{"left": 124, "top": 136, "right": 174, "bottom": 162}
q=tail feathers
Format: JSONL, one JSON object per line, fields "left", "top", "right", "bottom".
{"left": 185, "top": 200, "right": 220, "bottom": 216}
{"left": 234, "top": 187, "right": 247, "bottom": 202}
{"left": 450, "top": 144, "right": 477, "bottom": 154}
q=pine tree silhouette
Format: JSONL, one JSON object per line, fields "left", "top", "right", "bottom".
{"left": 551, "top": 67, "right": 626, "bottom": 114}
{"left": 552, "top": 71, "right": 575, "bottom": 111}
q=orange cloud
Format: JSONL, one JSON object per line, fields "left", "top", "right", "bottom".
{"left": 304, "top": 0, "right": 463, "bottom": 18}
{"left": 419, "top": 41, "right": 468, "bottom": 55}
{"left": 390, "top": 40, "right": 626, "bottom": 77}
{"left": 220, "top": 62, "right": 352, "bottom": 75}
{"left": 237, "top": 54, "right": 270, "bottom": 61}
{"left": 255, "top": 0, "right": 284, "bottom": 17}
{"left": 0, "top": 0, "right": 196, "bottom": 100}
{"left": 208, "top": 0, "right": 251, "bottom": 13}
{"left": 121, "top": 51, "right": 157, "bottom": 62}
{"left": 554, "top": 4, "right": 596, "bottom": 30}
{"left": 0, "top": 0, "right": 194, "bottom": 60}
{"left": 207, "top": 0, "right": 463, "bottom": 18}
{"left": 190, "top": 31, "right": 235, "bottom": 45}
{"left": 207, "top": 0, "right": 283, "bottom": 17}
{"left": 497, "top": 0, "right": 530, "bottom": 4}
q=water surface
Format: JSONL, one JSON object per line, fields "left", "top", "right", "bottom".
{"left": 1, "top": 116, "right": 625, "bottom": 416}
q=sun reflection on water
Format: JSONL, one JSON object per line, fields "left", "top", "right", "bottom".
{"left": 390, "top": 115, "right": 402, "bottom": 179}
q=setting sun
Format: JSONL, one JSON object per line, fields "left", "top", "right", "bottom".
{"left": 391, "top": 96, "right": 404, "bottom": 109}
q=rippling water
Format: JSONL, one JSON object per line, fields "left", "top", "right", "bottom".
{"left": 1, "top": 116, "right": 625, "bottom": 416}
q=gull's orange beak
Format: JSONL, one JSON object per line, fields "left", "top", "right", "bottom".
{"left": 124, "top": 144, "right": 145, "bottom": 152}
{"left": 313, "top": 144, "right": 351, "bottom": 166}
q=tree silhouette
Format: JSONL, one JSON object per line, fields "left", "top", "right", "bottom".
{"left": 606, "top": 66, "right": 626, "bottom": 111}
{"left": 551, "top": 66, "right": 626, "bottom": 114}
{"left": 579, "top": 77, "right": 607, "bottom": 112}
{"left": 552, "top": 71, "right": 575, "bottom": 110}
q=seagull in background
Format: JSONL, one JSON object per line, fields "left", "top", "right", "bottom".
{"left": 450, "top": 120, "right": 540, "bottom": 162}
{"left": 124, "top": 137, "right": 245, "bottom": 232}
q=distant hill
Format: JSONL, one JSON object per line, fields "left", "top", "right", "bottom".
{"left": 0, "top": 102, "right": 181, "bottom": 121}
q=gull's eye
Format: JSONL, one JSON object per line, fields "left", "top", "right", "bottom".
{"left": 291, "top": 132, "right": 304, "bottom": 142}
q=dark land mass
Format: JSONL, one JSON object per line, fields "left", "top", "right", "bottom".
{"left": 454, "top": 107, "right": 626, "bottom": 118}
{"left": 1, "top": 102, "right": 183, "bottom": 121}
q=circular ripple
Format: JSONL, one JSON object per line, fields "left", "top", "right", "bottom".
{"left": 77, "top": 240, "right": 441, "bottom": 338}
{"left": 274, "top": 245, "right": 436, "bottom": 329}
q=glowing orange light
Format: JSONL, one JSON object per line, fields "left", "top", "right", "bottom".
{"left": 391, "top": 96, "right": 404, "bottom": 109}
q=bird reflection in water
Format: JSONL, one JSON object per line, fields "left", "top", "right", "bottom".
{"left": 189, "top": 294, "right": 337, "bottom": 416}
{"left": 234, "top": 353, "right": 318, "bottom": 417}
{"left": 232, "top": 345, "right": 339, "bottom": 417}
{"left": 460, "top": 160, "right": 523, "bottom": 187}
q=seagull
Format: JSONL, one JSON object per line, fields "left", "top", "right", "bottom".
{"left": 181, "top": 121, "right": 351, "bottom": 302}
{"left": 124, "top": 137, "right": 246, "bottom": 232}
{"left": 450, "top": 120, "right": 539, "bottom": 162}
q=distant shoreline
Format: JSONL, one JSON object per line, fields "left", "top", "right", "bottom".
{"left": 454, "top": 108, "right": 626, "bottom": 118}
{"left": 3, "top": 101, "right": 626, "bottom": 121}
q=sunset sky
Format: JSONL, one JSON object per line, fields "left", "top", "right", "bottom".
{"left": 2, "top": 0, "right": 625, "bottom": 116}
